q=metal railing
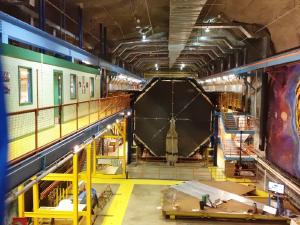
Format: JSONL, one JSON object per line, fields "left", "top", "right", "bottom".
{"left": 219, "top": 117, "right": 255, "bottom": 158}
{"left": 7, "top": 94, "right": 130, "bottom": 163}
{"left": 233, "top": 114, "right": 256, "bottom": 130}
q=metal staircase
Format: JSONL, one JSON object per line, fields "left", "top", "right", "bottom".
{"left": 222, "top": 113, "right": 238, "bottom": 131}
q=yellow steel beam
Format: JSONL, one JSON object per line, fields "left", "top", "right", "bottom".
{"left": 41, "top": 173, "right": 74, "bottom": 181}
{"left": 95, "top": 155, "right": 124, "bottom": 159}
{"left": 93, "top": 139, "right": 97, "bottom": 175}
{"left": 91, "top": 174, "right": 126, "bottom": 180}
{"left": 86, "top": 144, "right": 92, "bottom": 225}
{"left": 114, "top": 122, "right": 125, "bottom": 138}
{"left": 102, "top": 135, "right": 123, "bottom": 139}
{"left": 32, "top": 182, "right": 39, "bottom": 225}
{"left": 73, "top": 153, "right": 79, "bottom": 225}
{"left": 17, "top": 184, "right": 25, "bottom": 217}
{"left": 122, "top": 120, "right": 127, "bottom": 177}
{"left": 24, "top": 210, "right": 86, "bottom": 219}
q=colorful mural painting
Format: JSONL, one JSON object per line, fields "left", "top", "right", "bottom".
{"left": 266, "top": 63, "right": 300, "bottom": 180}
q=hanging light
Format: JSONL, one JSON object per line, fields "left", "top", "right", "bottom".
{"left": 180, "top": 63, "right": 185, "bottom": 71}
{"left": 142, "top": 34, "right": 146, "bottom": 42}
{"left": 205, "top": 27, "right": 210, "bottom": 33}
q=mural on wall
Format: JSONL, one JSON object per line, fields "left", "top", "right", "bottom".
{"left": 266, "top": 63, "right": 300, "bottom": 180}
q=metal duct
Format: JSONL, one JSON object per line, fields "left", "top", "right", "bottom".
{"left": 168, "top": 0, "right": 207, "bottom": 68}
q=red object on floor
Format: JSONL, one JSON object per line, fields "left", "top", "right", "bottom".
{"left": 12, "top": 217, "right": 28, "bottom": 225}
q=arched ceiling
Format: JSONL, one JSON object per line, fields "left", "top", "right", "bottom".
{"left": 1, "top": 0, "right": 300, "bottom": 75}
{"left": 210, "top": 0, "right": 300, "bottom": 52}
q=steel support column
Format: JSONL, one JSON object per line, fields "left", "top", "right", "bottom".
{"left": 99, "top": 23, "right": 103, "bottom": 58}
{"left": 122, "top": 119, "right": 127, "bottom": 177}
{"left": 86, "top": 144, "right": 92, "bottom": 225}
{"left": 213, "top": 111, "right": 219, "bottom": 167}
{"left": 259, "top": 71, "right": 268, "bottom": 151}
{"left": 78, "top": 6, "right": 83, "bottom": 48}
{"left": 103, "top": 26, "right": 107, "bottom": 59}
{"left": 32, "top": 181, "right": 39, "bottom": 225}
{"left": 17, "top": 185, "right": 25, "bottom": 217}
{"left": 127, "top": 113, "right": 133, "bottom": 165}
{"left": 38, "top": 0, "right": 45, "bottom": 31}
{"left": 72, "top": 153, "right": 79, "bottom": 225}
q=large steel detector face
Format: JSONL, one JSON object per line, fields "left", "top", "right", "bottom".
{"left": 134, "top": 78, "right": 213, "bottom": 157}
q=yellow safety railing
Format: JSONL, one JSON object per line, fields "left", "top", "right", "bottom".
{"left": 16, "top": 117, "right": 129, "bottom": 224}
{"left": 92, "top": 119, "right": 127, "bottom": 179}
{"left": 17, "top": 140, "right": 93, "bottom": 225}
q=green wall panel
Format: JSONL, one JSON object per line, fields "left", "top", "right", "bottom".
{"left": 0, "top": 44, "right": 99, "bottom": 75}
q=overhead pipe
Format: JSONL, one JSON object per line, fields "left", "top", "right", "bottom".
{"left": 181, "top": 51, "right": 215, "bottom": 61}
{"left": 189, "top": 35, "right": 244, "bottom": 50}
{"left": 116, "top": 44, "right": 168, "bottom": 58}
{"left": 134, "top": 58, "right": 169, "bottom": 68}
{"left": 124, "top": 50, "right": 168, "bottom": 61}
{"left": 112, "top": 40, "right": 167, "bottom": 54}
{"left": 128, "top": 52, "right": 168, "bottom": 63}
{"left": 185, "top": 46, "right": 223, "bottom": 58}
{"left": 194, "top": 23, "right": 254, "bottom": 39}
{"left": 186, "top": 43, "right": 231, "bottom": 55}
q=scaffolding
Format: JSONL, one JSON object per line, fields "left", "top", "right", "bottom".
{"left": 14, "top": 117, "right": 128, "bottom": 224}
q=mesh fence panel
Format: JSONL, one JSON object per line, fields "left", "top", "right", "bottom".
{"left": 78, "top": 102, "right": 89, "bottom": 129}
{"left": 62, "top": 104, "right": 77, "bottom": 136}
{"left": 89, "top": 101, "right": 99, "bottom": 123}
{"left": 8, "top": 112, "right": 35, "bottom": 160}
{"left": 38, "top": 108, "right": 60, "bottom": 148}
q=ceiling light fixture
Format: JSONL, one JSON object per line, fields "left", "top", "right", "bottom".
{"left": 180, "top": 63, "right": 185, "bottom": 71}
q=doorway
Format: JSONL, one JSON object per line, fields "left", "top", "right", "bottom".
{"left": 53, "top": 71, "right": 63, "bottom": 124}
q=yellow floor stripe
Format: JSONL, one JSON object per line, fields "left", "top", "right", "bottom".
{"left": 99, "top": 179, "right": 182, "bottom": 225}
{"left": 101, "top": 182, "right": 134, "bottom": 225}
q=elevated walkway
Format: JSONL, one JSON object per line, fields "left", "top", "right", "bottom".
{"left": 7, "top": 95, "right": 130, "bottom": 191}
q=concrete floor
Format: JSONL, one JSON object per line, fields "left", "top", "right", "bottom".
{"left": 127, "top": 161, "right": 212, "bottom": 180}
{"left": 122, "top": 185, "right": 288, "bottom": 225}
{"left": 92, "top": 163, "right": 279, "bottom": 225}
